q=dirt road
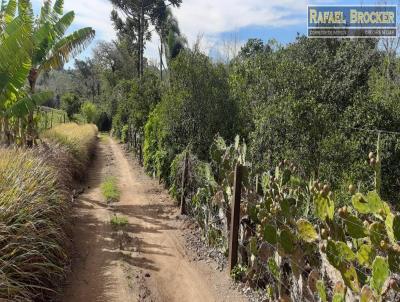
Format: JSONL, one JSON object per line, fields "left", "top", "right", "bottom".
{"left": 62, "top": 136, "right": 246, "bottom": 302}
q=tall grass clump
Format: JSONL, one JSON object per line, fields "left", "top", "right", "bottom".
{"left": 0, "top": 123, "right": 98, "bottom": 301}
{"left": 41, "top": 123, "right": 98, "bottom": 180}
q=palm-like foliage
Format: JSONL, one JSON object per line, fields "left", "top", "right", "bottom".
{"left": 26, "top": 0, "right": 95, "bottom": 146}
{"left": 0, "top": 0, "right": 32, "bottom": 108}
{"left": 0, "top": 0, "right": 33, "bottom": 144}
{"left": 29, "top": 0, "right": 96, "bottom": 91}
{"left": 0, "top": 0, "right": 95, "bottom": 146}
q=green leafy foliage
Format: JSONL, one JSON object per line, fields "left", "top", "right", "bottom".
{"left": 143, "top": 49, "right": 238, "bottom": 179}
{"left": 316, "top": 280, "right": 327, "bottom": 302}
{"left": 345, "top": 215, "right": 367, "bottom": 239}
{"left": 263, "top": 224, "right": 277, "bottom": 244}
{"left": 61, "top": 92, "right": 81, "bottom": 118}
{"left": 0, "top": 0, "right": 94, "bottom": 146}
{"left": 357, "top": 244, "right": 376, "bottom": 268}
{"left": 81, "top": 101, "right": 98, "bottom": 124}
{"left": 314, "top": 194, "right": 334, "bottom": 221}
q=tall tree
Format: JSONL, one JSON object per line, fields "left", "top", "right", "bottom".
{"left": 74, "top": 59, "right": 100, "bottom": 102}
{"left": 110, "top": 0, "right": 182, "bottom": 78}
{"left": 155, "top": 7, "right": 186, "bottom": 79}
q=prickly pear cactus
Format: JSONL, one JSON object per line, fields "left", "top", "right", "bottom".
{"left": 195, "top": 136, "right": 400, "bottom": 302}
{"left": 243, "top": 152, "right": 400, "bottom": 301}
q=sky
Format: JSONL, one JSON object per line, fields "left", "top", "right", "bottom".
{"left": 31, "top": 0, "right": 399, "bottom": 66}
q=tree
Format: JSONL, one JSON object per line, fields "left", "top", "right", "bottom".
{"left": 144, "top": 49, "right": 239, "bottom": 179}
{"left": 155, "top": 7, "right": 186, "bottom": 79}
{"left": 74, "top": 59, "right": 100, "bottom": 102}
{"left": 110, "top": 0, "right": 182, "bottom": 78}
{"left": 61, "top": 92, "right": 81, "bottom": 119}
{"left": 26, "top": 0, "right": 95, "bottom": 146}
{"left": 238, "top": 38, "right": 271, "bottom": 59}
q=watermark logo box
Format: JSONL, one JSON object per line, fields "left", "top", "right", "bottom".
{"left": 308, "top": 6, "right": 397, "bottom": 38}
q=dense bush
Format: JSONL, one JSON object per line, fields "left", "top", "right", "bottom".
{"left": 0, "top": 123, "right": 98, "bottom": 301}
{"left": 80, "top": 101, "right": 98, "bottom": 124}
{"left": 111, "top": 72, "right": 161, "bottom": 140}
{"left": 229, "top": 37, "right": 400, "bottom": 204}
{"left": 61, "top": 93, "right": 82, "bottom": 119}
{"left": 169, "top": 150, "right": 215, "bottom": 204}
{"left": 143, "top": 49, "right": 239, "bottom": 180}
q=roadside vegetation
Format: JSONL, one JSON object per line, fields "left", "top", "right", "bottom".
{"left": 2, "top": 0, "right": 400, "bottom": 300}
{"left": 0, "top": 0, "right": 95, "bottom": 147}
{"left": 0, "top": 0, "right": 96, "bottom": 300}
{"left": 0, "top": 123, "right": 98, "bottom": 301}
{"left": 75, "top": 11, "right": 399, "bottom": 302}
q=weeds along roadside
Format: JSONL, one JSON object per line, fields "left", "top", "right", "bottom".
{"left": 0, "top": 123, "right": 98, "bottom": 301}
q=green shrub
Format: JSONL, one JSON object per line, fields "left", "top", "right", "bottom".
{"left": 81, "top": 101, "right": 98, "bottom": 124}
{"left": 143, "top": 106, "right": 170, "bottom": 180}
{"left": 169, "top": 150, "right": 215, "bottom": 202}
{"left": 230, "top": 265, "right": 248, "bottom": 282}
{"left": 101, "top": 176, "right": 120, "bottom": 203}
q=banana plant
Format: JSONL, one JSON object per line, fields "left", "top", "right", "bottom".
{"left": 25, "top": 0, "right": 95, "bottom": 146}
{"left": 0, "top": 0, "right": 95, "bottom": 146}
{"left": 0, "top": 0, "right": 33, "bottom": 145}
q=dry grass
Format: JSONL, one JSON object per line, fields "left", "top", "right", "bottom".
{"left": 0, "top": 123, "right": 98, "bottom": 301}
{"left": 41, "top": 123, "right": 98, "bottom": 180}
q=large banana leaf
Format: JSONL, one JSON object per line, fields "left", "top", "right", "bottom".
{"left": 53, "top": 0, "right": 64, "bottom": 15}
{"left": 53, "top": 10, "right": 74, "bottom": 38}
{"left": 40, "top": 27, "right": 95, "bottom": 71}
{"left": 1, "top": 0, "right": 17, "bottom": 25}
{"left": 32, "top": 0, "right": 95, "bottom": 71}
{"left": 0, "top": 7, "right": 33, "bottom": 109}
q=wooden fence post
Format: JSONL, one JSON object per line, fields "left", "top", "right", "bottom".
{"left": 44, "top": 111, "right": 48, "bottom": 130}
{"left": 228, "top": 163, "right": 243, "bottom": 273}
{"left": 138, "top": 135, "right": 143, "bottom": 166}
{"left": 139, "top": 143, "right": 142, "bottom": 164}
{"left": 180, "top": 151, "right": 189, "bottom": 215}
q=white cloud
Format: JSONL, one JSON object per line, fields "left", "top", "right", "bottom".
{"left": 33, "top": 0, "right": 116, "bottom": 40}
{"left": 171, "top": 0, "right": 309, "bottom": 45}
{"left": 32, "top": 0, "right": 322, "bottom": 62}
{"left": 64, "top": 0, "right": 116, "bottom": 39}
